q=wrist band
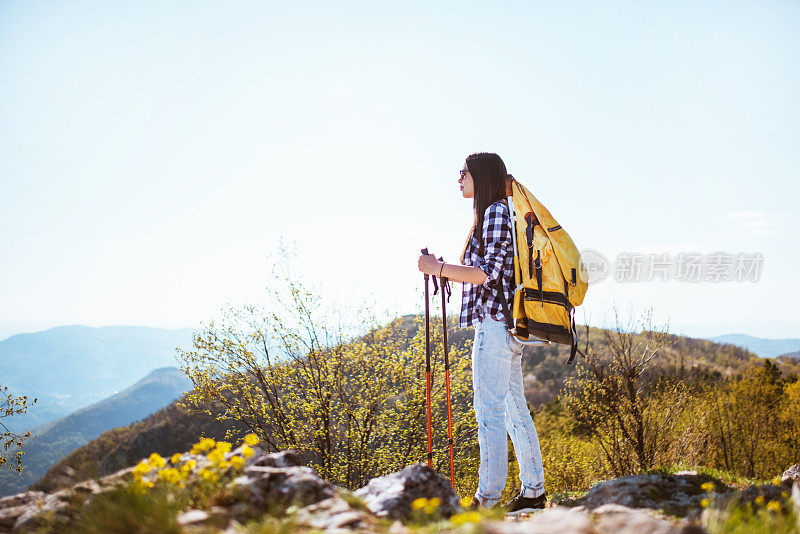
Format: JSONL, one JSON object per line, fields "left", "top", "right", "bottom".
{"left": 439, "top": 263, "right": 445, "bottom": 277}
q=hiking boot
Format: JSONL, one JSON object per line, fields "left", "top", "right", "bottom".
{"left": 504, "top": 490, "right": 548, "bottom": 516}
{"left": 466, "top": 496, "right": 501, "bottom": 511}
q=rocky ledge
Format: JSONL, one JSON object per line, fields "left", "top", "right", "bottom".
{"left": 1, "top": 449, "right": 799, "bottom": 533}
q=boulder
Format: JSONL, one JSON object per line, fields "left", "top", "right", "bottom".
{"left": 569, "top": 473, "right": 732, "bottom": 516}
{"left": 590, "top": 503, "right": 700, "bottom": 534}
{"left": 0, "top": 492, "right": 49, "bottom": 533}
{"left": 484, "top": 506, "right": 595, "bottom": 533}
{"left": 713, "top": 482, "right": 789, "bottom": 510}
{"left": 9, "top": 493, "right": 70, "bottom": 533}
{"left": 232, "top": 465, "right": 336, "bottom": 511}
{"left": 354, "top": 463, "right": 460, "bottom": 520}
{"left": 294, "top": 496, "right": 372, "bottom": 532}
{"left": 242, "top": 448, "right": 299, "bottom": 468}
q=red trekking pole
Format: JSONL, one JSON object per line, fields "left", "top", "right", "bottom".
{"left": 438, "top": 260, "right": 456, "bottom": 489}
{"left": 421, "top": 248, "right": 433, "bottom": 468}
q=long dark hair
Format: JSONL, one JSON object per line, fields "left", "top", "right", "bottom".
{"left": 459, "top": 152, "right": 509, "bottom": 263}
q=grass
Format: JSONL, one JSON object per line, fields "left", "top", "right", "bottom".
{"left": 703, "top": 498, "right": 798, "bottom": 534}
{"left": 646, "top": 464, "right": 773, "bottom": 489}
{"left": 34, "top": 483, "right": 186, "bottom": 534}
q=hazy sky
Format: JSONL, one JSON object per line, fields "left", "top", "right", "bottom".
{"left": 1, "top": 0, "right": 798, "bottom": 341}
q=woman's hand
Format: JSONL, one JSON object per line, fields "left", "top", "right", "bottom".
{"left": 418, "top": 253, "right": 441, "bottom": 276}
{"left": 417, "top": 253, "right": 488, "bottom": 284}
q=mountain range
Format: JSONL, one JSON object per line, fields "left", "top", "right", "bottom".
{"left": 707, "top": 334, "right": 800, "bottom": 359}
{"left": 0, "top": 325, "right": 196, "bottom": 433}
{"left": 0, "top": 366, "right": 192, "bottom": 496}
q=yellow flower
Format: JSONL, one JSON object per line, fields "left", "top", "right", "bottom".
{"left": 191, "top": 438, "right": 216, "bottom": 454}
{"left": 147, "top": 453, "right": 166, "bottom": 469}
{"left": 766, "top": 501, "right": 781, "bottom": 513}
{"left": 243, "top": 433, "right": 259, "bottom": 446}
{"left": 215, "top": 441, "right": 232, "bottom": 454}
{"left": 200, "top": 469, "right": 219, "bottom": 483}
{"left": 207, "top": 449, "right": 225, "bottom": 465}
{"left": 781, "top": 491, "right": 788, "bottom": 498}
{"left": 423, "top": 497, "right": 441, "bottom": 514}
{"left": 772, "top": 476, "right": 783, "bottom": 486}
{"left": 700, "top": 498, "right": 709, "bottom": 508}
{"left": 180, "top": 459, "right": 196, "bottom": 475}
{"left": 133, "top": 461, "right": 151, "bottom": 479}
{"left": 459, "top": 496, "right": 473, "bottom": 508}
{"left": 241, "top": 445, "right": 254, "bottom": 458}
{"left": 755, "top": 495, "right": 765, "bottom": 505}
{"left": 411, "top": 497, "right": 428, "bottom": 510}
{"left": 158, "top": 468, "right": 182, "bottom": 484}
{"left": 700, "top": 482, "right": 714, "bottom": 492}
{"left": 218, "top": 460, "right": 231, "bottom": 470}
{"left": 170, "top": 453, "right": 182, "bottom": 464}
{"left": 450, "top": 511, "right": 482, "bottom": 525}
{"left": 230, "top": 456, "right": 245, "bottom": 470}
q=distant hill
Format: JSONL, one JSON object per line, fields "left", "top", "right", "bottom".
{"left": 707, "top": 334, "right": 800, "bottom": 359}
{"left": 0, "top": 367, "right": 192, "bottom": 497}
{"left": 391, "top": 315, "right": 759, "bottom": 406}
{"left": 30, "top": 389, "right": 246, "bottom": 495}
{"left": 0, "top": 325, "right": 196, "bottom": 432}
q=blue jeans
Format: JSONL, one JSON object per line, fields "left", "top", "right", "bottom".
{"left": 471, "top": 313, "right": 545, "bottom": 506}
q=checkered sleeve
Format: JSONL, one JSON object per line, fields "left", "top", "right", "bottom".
{"left": 479, "top": 201, "right": 511, "bottom": 290}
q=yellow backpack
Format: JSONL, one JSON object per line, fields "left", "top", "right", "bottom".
{"left": 493, "top": 175, "right": 589, "bottom": 364}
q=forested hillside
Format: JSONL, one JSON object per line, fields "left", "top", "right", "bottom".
{"left": 29, "top": 310, "right": 774, "bottom": 497}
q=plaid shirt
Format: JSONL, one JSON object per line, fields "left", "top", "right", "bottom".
{"left": 459, "top": 200, "right": 515, "bottom": 328}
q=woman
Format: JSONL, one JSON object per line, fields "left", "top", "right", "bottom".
{"left": 417, "top": 152, "right": 547, "bottom": 514}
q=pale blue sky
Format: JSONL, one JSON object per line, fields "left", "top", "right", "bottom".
{"left": 1, "top": 1, "right": 798, "bottom": 341}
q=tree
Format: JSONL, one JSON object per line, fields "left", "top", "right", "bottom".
{"left": 177, "top": 250, "right": 478, "bottom": 491}
{"left": 1, "top": 385, "right": 37, "bottom": 474}
{"left": 562, "top": 305, "right": 686, "bottom": 475}
{"left": 700, "top": 359, "right": 786, "bottom": 478}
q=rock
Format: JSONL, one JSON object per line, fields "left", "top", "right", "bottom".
{"left": 387, "top": 520, "right": 408, "bottom": 533}
{"left": 782, "top": 464, "right": 800, "bottom": 487}
{"left": 11, "top": 493, "right": 70, "bottom": 533}
{"left": 485, "top": 506, "right": 595, "bottom": 533}
{"left": 208, "top": 506, "right": 230, "bottom": 519}
{"left": 591, "top": 503, "right": 687, "bottom": 534}
{"left": 242, "top": 448, "right": 300, "bottom": 468}
{"left": 52, "top": 478, "right": 102, "bottom": 500}
{"left": 233, "top": 465, "right": 336, "bottom": 511}
{"left": 294, "top": 496, "right": 372, "bottom": 532}
{"left": 176, "top": 509, "right": 209, "bottom": 526}
{"left": 0, "top": 491, "right": 47, "bottom": 529}
{"left": 485, "top": 505, "right": 701, "bottom": 534}
{"left": 570, "top": 473, "right": 732, "bottom": 516}
{"left": 714, "top": 482, "right": 788, "bottom": 510}
{"left": 354, "top": 463, "right": 460, "bottom": 520}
